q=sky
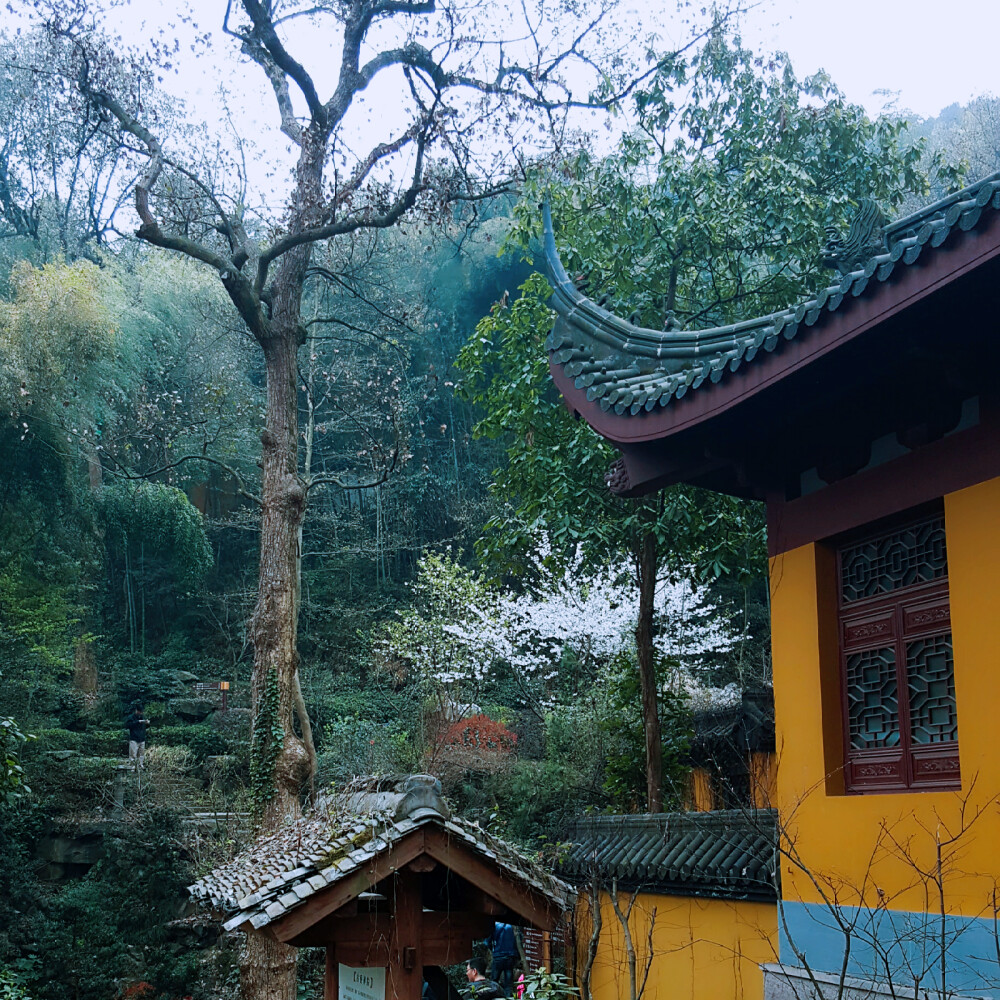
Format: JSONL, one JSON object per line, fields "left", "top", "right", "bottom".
{"left": 105, "top": 0, "right": 1000, "bottom": 136}
{"left": 743, "top": 0, "right": 1000, "bottom": 119}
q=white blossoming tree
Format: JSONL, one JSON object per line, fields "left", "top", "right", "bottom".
{"left": 385, "top": 547, "right": 738, "bottom": 721}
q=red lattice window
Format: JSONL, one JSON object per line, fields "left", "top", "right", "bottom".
{"left": 837, "top": 510, "right": 959, "bottom": 792}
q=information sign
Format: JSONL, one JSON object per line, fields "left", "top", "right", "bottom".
{"left": 338, "top": 965, "right": 385, "bottom": 1000}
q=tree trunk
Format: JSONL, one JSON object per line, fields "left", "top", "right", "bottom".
{"left": 242, "top": 934, "right": 298, "bottom": 1000}
{"left": 250, "top": 328, "right": 310, "bottom": 827}
{"left": 242, "top": 315, "right": 310, "bottom": 1000}
{"left": 242, "top": 129, "right": 326, "bottom": 1000}
{"left": 635, "top": 529, "right": 663, "bottom": 813}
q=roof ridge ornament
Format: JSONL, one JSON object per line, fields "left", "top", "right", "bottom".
{"left": 822, "top": 197, "right": 888, "bottom": 276}
{"left": 394, "top": 773, "right": 452, "bottom": 821}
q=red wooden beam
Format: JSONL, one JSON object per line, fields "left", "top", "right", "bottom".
{"left": 422, "top": 828, "right": 563, "bottom": 931}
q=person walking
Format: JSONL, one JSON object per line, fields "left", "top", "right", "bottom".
{"left": 125, "top": 703, "right": 149, "bottom": 770}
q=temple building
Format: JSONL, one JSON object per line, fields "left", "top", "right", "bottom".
{"left": 544, "top": 171, "right": 1000, "bottom": 999}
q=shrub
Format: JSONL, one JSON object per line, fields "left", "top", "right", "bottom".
{"left": 316, "top": 717, "right": 417, "bottom": 786}
{"left": 27, "top": 730, "right": 125, "bottom": 758}
{"left": 493, "top": 759, "right": 598, "bottom": 845}
{"left": 0, "top": 966, "right": 33, "bottom": 1000}
{"left": 148, "top": 725, "right": 226, "bottom": 760}
{"left": 29, "top": 756, "right": 119, "bottom": 810}
{"left": 432, "top": 714, "right": 518, "bottom": 786}
{"left": 143, "top": 745, "right": 193, "bottom": 774}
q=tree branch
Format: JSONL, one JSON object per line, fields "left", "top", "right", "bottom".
{"left": 106, "top": 452, "right": 262, "bottom": 508}
{"left": 257, "top": 131, "right": 427, "bottom": 289}
{"left": 304, "top": 448, "right": 398, "bottom": 494}
{"left": 68, "top": 36, "right": 271, "bottom": 340}
{"left": 238, "top": 0, "right": 326, "bottom": 126}
{"left": 333, "top": 124, "right": 422, "bottom": 209}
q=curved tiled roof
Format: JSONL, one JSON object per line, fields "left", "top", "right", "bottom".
{"left": 189, "top": 774, "right": 572, "bottom": 933}
{"left": 690, "top": 687, "right": 775, "bottom": 760}
{"left": 544, "top": 172, "right": 1000, "bottom": 417}
{"left": 560, "top": 809, "right": 777, "bottom": 902}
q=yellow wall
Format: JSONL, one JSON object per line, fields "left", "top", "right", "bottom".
{"left": 768, "top": 476, "right": 1000, "bottom": 916}
{"left": 687, "top": 768, "right": 716, "bottom": 811}
{"left": 579, "top": 892, "right": 777, "bottom": 1000}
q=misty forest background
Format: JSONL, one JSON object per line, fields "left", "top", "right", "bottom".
{"left": 0, "top": 13, "right": 998, "bottom": 999}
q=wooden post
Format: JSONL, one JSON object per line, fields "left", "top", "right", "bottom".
{"left": 324, "top": 947, "right": 338, "bottom": 1000}
{"left": 388, "top": 870, "right": 423, "bottom": 1000}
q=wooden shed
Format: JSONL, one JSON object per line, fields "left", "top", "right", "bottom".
{"left": 190, "top": 775, "right": 572, "bottom": 1000}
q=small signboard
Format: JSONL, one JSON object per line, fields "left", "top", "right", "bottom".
{"left": 194, "top": 681, "right": 230, "bottom": 711}
{"left": 338, "top": 965, "right": 385, "bottom": 1000}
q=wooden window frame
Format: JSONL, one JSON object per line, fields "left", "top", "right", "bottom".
{"left": 836, "top": 511, "right": 960, "bottom": 793}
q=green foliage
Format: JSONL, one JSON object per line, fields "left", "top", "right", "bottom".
{"left": 0, "top": 801, "right": 46, "bottom": 964}
{"left": 458, "top": 272, "right": 766, "bottom": 588}
{"left": 519, "top": 968, "right": 579, "bottom": 999}
{"left": 26, "top": 729, "right": 123, "bottom": 757}
{"left": 181, "top": 725, "right": 228, "bottom": 762}
{"left": 108, "top": 648, "right": 196, "bottom": 714}
{"left": 40, "top": 807, "right": 195, "bottom": 1000}
{"left": 0, "top": 966, "right": 32, "bottom": 1000}
{"left": 249, "top": 670, "right": 282, "bottom": 815}
{"left": 28, "top": 724, "right": 230, "bottom": 762}
{"left": 489, "top": 759, "right": 599, "bottom": 846}
{"left": 28, "top": 756, "right": 118, "bottom": 810}
{"left": 383, "top": 548, "right": 491, "bottom": 690}
{"left": 544, "top": 706, "right": 605, "bottom": 778}
{"left": 0, "top": 801, "right": 200, "bottom": 1000}
{"left": 0, "top": 564, "right": 82, "bottom": 720}
{"left": 0, "top": 257, "right": 121, "bottom": 432}
{"left": 0, "top": 569, "right": 78, "bottom": 676}
{"left": 599, "top": 652, "right": 692, "bottom": 811}
{"left": 513, "top": 29, "right": 947, "bottom": 333}
{"left": 0, "top": 718, "right": 34, "bottom": 805}
{"left": 97, "top": 480, "right": 213, "bottom": 588}
{"left": 316, "top": 717, "right": 417, "bottom": 786}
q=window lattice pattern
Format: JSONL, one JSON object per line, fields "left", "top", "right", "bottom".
{"left": 841, "top": 516, "right": 947, "bottom": 603}
{"left": 847, "top": 647, "right": 899, "bottom": 749}
{"left": 907, "top": 634, "right": 958, "bottom": 744}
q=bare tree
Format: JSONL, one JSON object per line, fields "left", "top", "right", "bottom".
{"left": 13, "top": 1, "right": 735, "bottom": 994}
{"left": 607, "top": 877, "right": 657, "bottom": 1000}
{"left": 580, "top": 872, "right": 603, "bottom": 1000}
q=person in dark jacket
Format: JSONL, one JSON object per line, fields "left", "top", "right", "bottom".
{"left": 464, "top": 958, "right": 503, "bottom": 999}
{"left": 125, "top": 703, "right": 149, "bottom": 769}
{"left": 486, "top": 922, "right": 517, "bottom": 995}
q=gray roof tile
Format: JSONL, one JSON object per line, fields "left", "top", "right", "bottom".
{"left": 561, "top": 810, "right": 777, "bottom": 902}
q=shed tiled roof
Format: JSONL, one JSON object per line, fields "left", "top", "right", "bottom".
{"left": 560, "top": 809, "right": 777, "bottom": 902}
{"left": 544, "top": 172, "right": 1000, "bottom": 416}
{"left": 189, "top": 774, "right": 573, "bottom": 933}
